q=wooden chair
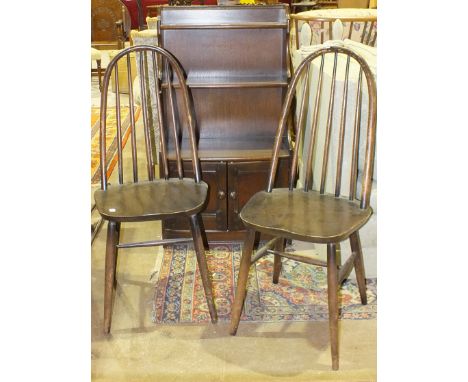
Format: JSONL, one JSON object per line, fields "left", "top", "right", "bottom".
{"left": 94, "top": 45, "right": 218, "bottom": 333}
{"left": 290, "top": 12, "right": 377, "bottom": 49}
{"left": 229, "top": 46, "right": 377, "bottom": 370}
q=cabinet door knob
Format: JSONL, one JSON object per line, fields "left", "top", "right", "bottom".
{"left": 229, "top": 191, "right": 237, "bottom": 200}
{"left": 218, "top": 190, "right": 226, "bottom": 200}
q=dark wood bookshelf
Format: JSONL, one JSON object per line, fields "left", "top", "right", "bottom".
{"left": 159, "top": 5, "right": 291, "bottom": 241}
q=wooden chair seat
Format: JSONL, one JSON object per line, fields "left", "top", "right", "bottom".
{"left": 95, "top": 178, "right": 208, "bottom": 222}
{"left": 240, "top": 189, "right": 372, "bottom": 243}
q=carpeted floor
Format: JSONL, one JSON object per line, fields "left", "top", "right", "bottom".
{"left": 153, "top": 242, "right": 377, "bottom": 324}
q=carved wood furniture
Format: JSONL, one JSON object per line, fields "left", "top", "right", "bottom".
{"left": 159, "top": 5, "right": 291, "bottom": 241}
{"left": 94, "top": 46, "right": 218, "bottom": 333}
{"left": 229, "top": 46, "right": 377, "bottom": 370}
{"left": 91, "top": 0, "right": 129, "bottom": 49}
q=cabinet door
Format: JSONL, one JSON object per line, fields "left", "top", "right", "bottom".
{"left": 164, "top": 160, "right": 227, "bottom": 232}
{"left": 227, "top": 159, "right": 289, "bottom": 231}
{"left": 200, "top": 161, "right": 228, "bottom": 231}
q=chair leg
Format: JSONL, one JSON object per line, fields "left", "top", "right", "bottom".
{"left": 189, "top": 214, "right": 218, "bottom": 324}
{"left": 96, "top": 59, "right": 102, "bottom": 92}
{"left": 272, "top": 237, "right": 284, "bottom": 284}
{"left": 230, "top": 228, "right": 256, "bottom": 335}
{"left": 114, "top": 222, "right": 121, "bottom": 289}
{"left": 197, "top": 214, "right": 209, "bottom": 251}
{"left": 327, "top": 242, "right": 339, "bottom": 371}
{"left": 103, "top": 220, "right": 119, "bottom": 334}
{"left": 350, "top": 231, "right": 367, "bottom": 305}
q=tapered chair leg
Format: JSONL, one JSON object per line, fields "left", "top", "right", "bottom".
{"left": 230, "top": 228, "right": 256, "bottom": 335}
{"left": 350, "top": 231, "right": 367, "bottom": 305}
{"left": 113, "top": 222, "right": 121, "bottom": 289}
{"left": 96, "top": 58, "right": 102, "bottom": 92}
{"left": 189, "top": 214, "right": 218, "bottom": 324}
{"left": 197, "top": 214, "right": 209, "bottom": 251}
{"left": 327, "top": 243, "right": 339, "bottom": 371}
{"left": 103, "top": 220, "right": 119, "bottom": 334}
{"left": 272, "top": 237, "right": 284, "bottom": 284}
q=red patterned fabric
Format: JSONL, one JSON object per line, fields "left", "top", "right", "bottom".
{"left": 120, "top": 0, "right": 218, "bottom": 29}
{"left": 121, "top": 1, "right": 292, "bottom": 30}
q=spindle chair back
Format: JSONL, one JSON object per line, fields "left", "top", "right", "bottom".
{"left": 270, "top": 46, "right": 376, "bottom": 207}
{"left": 98, "top": 45, "right": 202, "bottom": 189}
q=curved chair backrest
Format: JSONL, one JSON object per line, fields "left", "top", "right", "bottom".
{"left": 99, "top": 45, "right": 201, "bottom": 191}
{"left": 268, "top": 46, "right": 377, "bottom": 209}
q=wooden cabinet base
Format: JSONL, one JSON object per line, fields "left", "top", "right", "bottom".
{"left": 162, "top": 155, "right": 289, "bottom": 242}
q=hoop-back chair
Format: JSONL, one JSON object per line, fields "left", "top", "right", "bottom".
{"left": 94, "top": 45, "right": 218, "bottom": 333}
{"left": 229, "top": 46, "right": 376, "bottom": 370}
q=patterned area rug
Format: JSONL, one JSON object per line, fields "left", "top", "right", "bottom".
{"left": 91, "top": 106, "right": 141, "bottom": 185}
{"left": 152, "top": 243, "right": 377, "bottom": 324}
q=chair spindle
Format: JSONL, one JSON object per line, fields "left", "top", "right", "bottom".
{"left": 289, "top": 67, "right": 310, "bottom": 190}
{"left": 320, "top": 21, "right": 324, "bottom": 44}
{"left": 366, "top": 22, "right": 375, "bottom": 46}
{"left": 147, "top": 51, "right": 159, "bottom": 171}
{"left": 349, "top": 68, "right": 363, "bottom": 200}
{"left": 303, "top": 54, "right": 325, "bottom": 191}
{"left": 154, "top": 55, "right": 169, "bottom": 180}
{"left": 138, "top": 51, "right": 155, "bottom": 181}
{"left": 320, "top": 52, "right": 338, "bottom": 194}
{"left": 335, "top": 55, "right": 351, "bottom": 197}
{"left": 295, "top": 19, "right": 300, "bottom": 50}
{"left": 360, "top": 73, "right": 377, "bottom": 209}
{"left": 348, "top": 22, "right": 354, "bottom": 39}
{"left": 361, "top": 22, "right": 368, "bottom": 44}
{"left": 99, "top": 103, "right": 108, "bottom": 190}
{"left": 165, "top": 59, "right": 183, "bottom": 179}
{"left": 126, "top": 53, "right": 139, "bottom": 183}
{"left": 114, "top": 66, "right": 124, "bottom": 184}
{"left": 370, "top": 30, "right": 377, "bottom": 47}
{"left": 267, "top": 60, "right": 306, "bottom": 192}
